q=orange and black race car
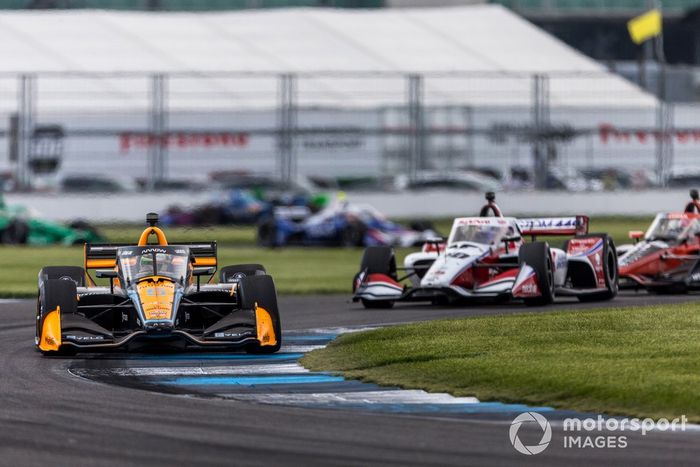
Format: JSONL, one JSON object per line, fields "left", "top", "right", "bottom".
{"left": 35, "top": 213, "right": 280, "bottom": 355}
{"left": 618, "top": 190, "right": 700, "bottom": 293}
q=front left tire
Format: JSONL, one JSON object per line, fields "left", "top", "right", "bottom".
{"left": 36, "top": 279, "right": 77, "bottom": 356}
{"left": 238, "top": 275, "right": 282, "bottom": 354}
{"left": 518, "top": 242, "right": 554, "bottom": 306}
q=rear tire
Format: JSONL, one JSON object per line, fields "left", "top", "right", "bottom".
{"left": 39, "top": 266, "right": 86, "bottom": 287}
{"left": 360, "top": 246, "right": 397, "bottom": 279}
{"left": 357, "top": 246, "right": 397, "bottom": 309}
{"left": 68, "top": 220, "right": 101, "bottom": 239}
{"left": 577, "top": 236, "right": 619, "bottom": 302}
{"left": 518, "top": 242, "right": 554, "bottom": 306}
{"left": 340, "top": 221, "right": 366, "bottom": 247}
{"left": 36, "top": 279, "right": 77, "bottom": 356}
{"left": 220, "top": 264, "right": 267, "bottom": 283}
{"left": 2, "top": 219, "right": 29, "bottom": 244}
{"left": 238, "top": 275, "right": 282, "bottom": 354}
{"left": 257, "top": 219, "right": 277, "bottom": 247}
{"left": 409, "top": 220, "right": 436, "bottom": 232}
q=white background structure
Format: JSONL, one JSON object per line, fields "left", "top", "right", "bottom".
{"left": 0, "top": 5, "right": 653, "bottom": 111}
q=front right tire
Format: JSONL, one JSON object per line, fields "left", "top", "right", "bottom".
{"left": 356, "top": 246, "right": 397, "bottom": 309}
{"left": 220, "top": 264, "right": 267, "bottom": 283}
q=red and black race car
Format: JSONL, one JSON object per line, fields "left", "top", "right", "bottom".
{"left": 618, "top": 190, "right": 700, "bottom": 293}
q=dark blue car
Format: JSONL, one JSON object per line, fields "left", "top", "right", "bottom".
{"left": 257, "top": 202, "right": 437, "bottom": 247}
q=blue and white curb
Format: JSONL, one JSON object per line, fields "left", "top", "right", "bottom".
{"left": 69, "top": 327, "right": 554, "bottom": 416}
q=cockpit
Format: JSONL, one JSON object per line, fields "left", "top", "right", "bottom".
{"left": 448, "top": 218, "right": 519, "bottom": 246}
{"left": 117, "top": 246, "right": 190, "bottom": 285}
{"left": 645, "top": 214, "right": 700, "bottom": 243}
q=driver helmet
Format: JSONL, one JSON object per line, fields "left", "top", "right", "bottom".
{"left": 160, "top": 255, "right": 185, "bottom": 276}
{"left": 138, "top": 255, "right": 154, "bottom": 276}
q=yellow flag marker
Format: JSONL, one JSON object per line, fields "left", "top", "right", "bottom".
{"left": 627, "top": 9, "right": 662, "bottom": 45}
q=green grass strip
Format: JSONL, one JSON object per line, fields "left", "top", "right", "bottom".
{"left": 303, "top": 304, "right": 700, "bottom": 421}
{"left": 0, "top": 245, "right": 385, "bottom": 297}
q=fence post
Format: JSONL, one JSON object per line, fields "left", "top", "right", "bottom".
{"left": 16, "top": 74, "right": 35, "bottom": 191}
{"left": 464, "top": 105, "right": 474, "bottom": 168}
{"left": 655, "top": 101, "right": 673, "bottom": 187}
{"left": 532, "top": 74, "right": 550, "bottom": 190}
{"left": 148, "top": 74, "right": 167, "bottom": 191}
{"left": 277, "top": 73, "right": 297, "bottom": 184}
{"left": 407, "top": 74, "right": 424, "bottom": 182}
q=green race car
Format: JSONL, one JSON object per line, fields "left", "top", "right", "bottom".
{"left": 0, "top": 194, "right": 104, "bottom": 245}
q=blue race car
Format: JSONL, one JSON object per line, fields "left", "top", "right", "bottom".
{"left": 257, "top": 201, "right": 438, "bottom": 247}
{"left": 162, "top": 190, "right": 272, "bottom": 226}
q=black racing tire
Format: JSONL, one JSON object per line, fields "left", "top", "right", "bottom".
{"left": 409, "top": 220, "right": 436, "bottom": 232}
{"left": 360, "top": 246, "right": 397, "bottom": 279}
{"left": 357, "top": 246, "right": 397, "bottom": 309}
{"left": 518, "top": 242, "right": 554, "bottom": 306}
{"left": 257, "top": 219, "right": 278, "bottom": 247}
{"left": 36, "top": 279, "right": 77, "bottom": 356}
{"left": 68, "top": 220, "right": 101, "bottom": 238}
{"left": 576, "top": 235, "right": 619, "bottom": 302}
{"left": 219, "top": 264, "right": 267, "bottom": 283}
{"left": 2, "top": 218, "right": 29, "bottom": 244}
{"left": 238, "top": 275, "right": 282, "bottom": 354}
{"left": 39, "top": 266, "right": 86, "bottom": 287}
{"left": 340, "top": 221, "right": 366, "bottom": 247}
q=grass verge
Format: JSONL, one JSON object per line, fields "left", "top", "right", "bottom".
{"left": 0, "top": 245, "right": 405, "bottom": 297}
{"left": 0, "top": 216, "right": 653, "bottom": 297}
{"left": 302, "top": 304, "right": 700, "bottom": 421}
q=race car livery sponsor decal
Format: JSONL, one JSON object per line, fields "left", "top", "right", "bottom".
{"left": 137, "top": 280, "right": 175, "bottom": 321}
{"left": 518, "top": 217, "right": 587, "bottom": 236}
{"left": 454, "top": 217, "right": 509, "bottom": 226}
{"left": 567, "top": 238, "right": 603, "bottom": 257}
{"left": 512, "top": 265, "right": 540, "bottom": 297}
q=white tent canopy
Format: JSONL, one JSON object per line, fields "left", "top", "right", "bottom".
{"left": 0, "top": 5, "right": 654, "bottom": 110}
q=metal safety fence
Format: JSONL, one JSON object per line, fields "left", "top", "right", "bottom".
{"left": 0, "top": 70, "right": 694, "bottom": 192}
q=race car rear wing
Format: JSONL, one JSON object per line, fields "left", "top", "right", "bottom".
{"left": 84, "top": 242, "right": 218, "bottom": 270}
{"left": 517, "top": 216, "right": 589, "bottom": 238}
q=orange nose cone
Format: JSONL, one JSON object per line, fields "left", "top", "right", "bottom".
{"left": 137, "top": 280, "right": 175, "bottom": 321}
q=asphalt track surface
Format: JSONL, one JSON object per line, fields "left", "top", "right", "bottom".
{"left": 2, "top": 293, "right": 700, "bottom": 466}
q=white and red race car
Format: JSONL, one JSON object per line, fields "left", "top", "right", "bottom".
{"left": 352, "top": 214, "right": 618, "bottom": 308}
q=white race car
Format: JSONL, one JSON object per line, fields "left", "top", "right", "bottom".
{"left": 352, "top": 214, "right": 618, "bottom": 308}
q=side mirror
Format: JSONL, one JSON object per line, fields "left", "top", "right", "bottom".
{"left": 193, "top": 267, "right": 216, "bottom": 276}
{"left": 422, "top": 237, "right": 445, "bottom": 254}
{"left": 193, "top": 266, "right": 216, "bottom": 292}
{"left": 502, "top": 236, "right": 520, "bottom": 254}
{"left": 95, "top": 269, "right": 118, "bottom": 278}
{"left": 95, "top": 269, "right": 118, "bottom": 293}
{"left": 628, "top": 231, "right": 644, "bottom": 243}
